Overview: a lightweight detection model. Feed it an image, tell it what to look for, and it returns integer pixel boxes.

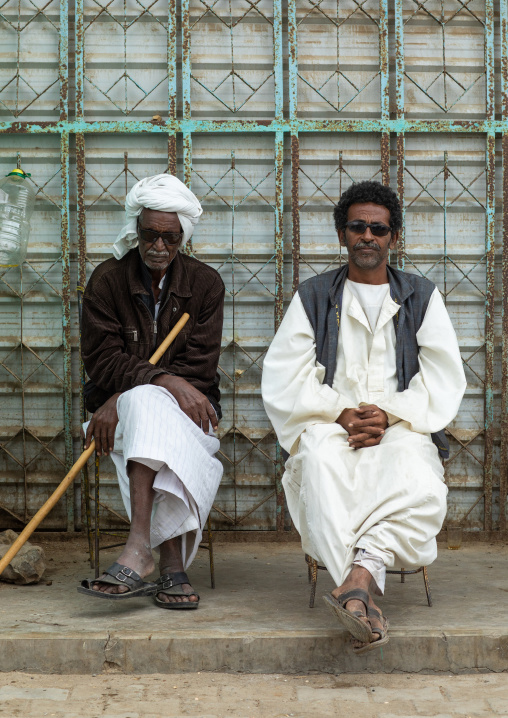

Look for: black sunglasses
[137,223,183,246]
[344,220,392,237]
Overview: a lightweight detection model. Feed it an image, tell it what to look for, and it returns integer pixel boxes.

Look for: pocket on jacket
[124,327,139,343]
[124,327,149,357]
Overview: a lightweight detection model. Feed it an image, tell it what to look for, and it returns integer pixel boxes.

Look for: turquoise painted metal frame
[0,1,504,534]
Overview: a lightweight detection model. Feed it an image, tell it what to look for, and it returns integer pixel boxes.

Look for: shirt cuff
[373,400,402,426]
[335,395,353,421]
[385,411,401,426]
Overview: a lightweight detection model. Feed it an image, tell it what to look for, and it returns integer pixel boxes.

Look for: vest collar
[328,264,415,309]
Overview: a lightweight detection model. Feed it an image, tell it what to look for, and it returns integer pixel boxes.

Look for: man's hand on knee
[337,405,388,450]
[151,375,218,433]
[85,392,121,456]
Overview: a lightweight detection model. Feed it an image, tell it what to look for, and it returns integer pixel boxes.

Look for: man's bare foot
[91,541,155,595]
[331,565,373,631]
[350,594,385,649]
[156,536,198,604]
[331,564,388,647]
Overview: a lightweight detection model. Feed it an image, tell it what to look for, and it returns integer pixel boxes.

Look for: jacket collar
[328,263,414,308]
[127,249,192,298]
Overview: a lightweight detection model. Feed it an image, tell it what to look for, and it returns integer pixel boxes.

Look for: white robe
[86,384,223,569]
[261,280,466,590]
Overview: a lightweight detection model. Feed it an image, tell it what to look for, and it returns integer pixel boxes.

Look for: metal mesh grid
[0,0,506,535]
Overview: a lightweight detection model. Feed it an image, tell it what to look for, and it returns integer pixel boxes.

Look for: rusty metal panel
[0,0,506,535]
[0,136,74,530]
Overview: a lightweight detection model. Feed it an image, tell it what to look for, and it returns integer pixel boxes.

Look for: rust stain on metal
[484,133,496,531]
[274,139,283,331]
[75,3,84,119]
[381,132,390,186]
[486,0,495,120]
[168,0,177,121]
[501,133,508,530]
[379,1,389,119]
[503,11,508,120]
[395,4,404,120]
[396,134,405,269]
[182,1,191,120]
[288,8,297,66]
[168,135,177,175]
[291,134,300,295]
[59,71,68,122]
[76,133,86,290]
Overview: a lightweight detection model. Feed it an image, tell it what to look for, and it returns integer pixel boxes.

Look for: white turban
[112,173,203,259]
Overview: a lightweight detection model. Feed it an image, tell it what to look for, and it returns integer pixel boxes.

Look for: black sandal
[77,562,158,600]
[153,571,200,610]
[323,589,373,643]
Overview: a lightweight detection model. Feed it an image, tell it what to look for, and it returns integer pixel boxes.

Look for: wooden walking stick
[0,313,190,577]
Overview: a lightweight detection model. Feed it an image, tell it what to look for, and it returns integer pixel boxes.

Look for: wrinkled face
[338,202,398,271]
[137,208,182,272]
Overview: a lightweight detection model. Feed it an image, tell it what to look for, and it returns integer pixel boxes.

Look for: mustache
[146,250,170,258]
[354,241,380,251]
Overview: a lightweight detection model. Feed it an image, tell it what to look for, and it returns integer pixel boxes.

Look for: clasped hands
[336,404,389,450]
[84,375,218,457]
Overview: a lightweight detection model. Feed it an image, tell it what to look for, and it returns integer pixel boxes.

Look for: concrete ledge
[1,539,507,674]
[1,630,508,674]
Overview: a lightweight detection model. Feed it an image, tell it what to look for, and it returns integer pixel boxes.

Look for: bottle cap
[6,169,31,178]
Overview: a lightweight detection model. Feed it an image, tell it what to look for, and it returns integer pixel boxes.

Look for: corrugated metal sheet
[0,0,506,536]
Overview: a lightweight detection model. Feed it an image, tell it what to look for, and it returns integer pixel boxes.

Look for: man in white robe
[78,174,224,609]
[262,180,466,651]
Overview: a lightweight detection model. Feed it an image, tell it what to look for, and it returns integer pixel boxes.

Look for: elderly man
[262,180,466,651]
[78,174,224,609]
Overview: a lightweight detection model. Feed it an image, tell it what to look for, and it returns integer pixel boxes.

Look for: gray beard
[349,248,387,270]
[144,252,170,271]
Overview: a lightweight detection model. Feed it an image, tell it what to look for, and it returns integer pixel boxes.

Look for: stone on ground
[0,529,46,584]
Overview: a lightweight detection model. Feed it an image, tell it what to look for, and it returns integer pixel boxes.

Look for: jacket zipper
[135,295,180,353]
[135,297,158,352]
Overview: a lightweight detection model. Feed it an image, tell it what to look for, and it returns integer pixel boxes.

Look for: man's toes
[158,593,176,603]
[91,581,128,594]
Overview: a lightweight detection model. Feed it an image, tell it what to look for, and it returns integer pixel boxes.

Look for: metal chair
[77,284,216,587]
[304,553,432,608]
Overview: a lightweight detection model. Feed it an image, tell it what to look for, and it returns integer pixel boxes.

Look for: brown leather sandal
[78,563,157,600]
[323,589,373,643]
[352,607,389,654]
[153,571,200,610]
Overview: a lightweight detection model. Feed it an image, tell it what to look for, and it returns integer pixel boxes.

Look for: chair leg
[309,557,318,609]
[207,516,215,589]
[422,566,432,607]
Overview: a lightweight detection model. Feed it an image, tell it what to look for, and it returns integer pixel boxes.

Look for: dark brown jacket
[81,249,224,415]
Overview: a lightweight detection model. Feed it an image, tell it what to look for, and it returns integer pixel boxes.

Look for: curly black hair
[333,180,402,233]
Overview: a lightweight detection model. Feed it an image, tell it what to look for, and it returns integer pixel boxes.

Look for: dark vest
[297,264,449,459]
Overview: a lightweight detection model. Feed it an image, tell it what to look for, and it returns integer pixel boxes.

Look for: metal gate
[0,1,505,536]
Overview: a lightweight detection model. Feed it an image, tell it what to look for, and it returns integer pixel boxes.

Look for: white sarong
[108,384,222,569]
[283,420,448,589]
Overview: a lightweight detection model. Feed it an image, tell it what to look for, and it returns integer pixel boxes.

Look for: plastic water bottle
[0,169,36,267]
